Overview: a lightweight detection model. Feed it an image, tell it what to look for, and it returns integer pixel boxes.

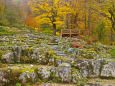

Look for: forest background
[0,0,115,45]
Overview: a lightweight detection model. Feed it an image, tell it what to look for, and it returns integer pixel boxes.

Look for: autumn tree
[93,0,115,45]
[0,0,5,21]
[29,0,71,35]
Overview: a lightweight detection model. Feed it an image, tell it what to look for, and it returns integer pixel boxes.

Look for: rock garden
[0,26,115,86]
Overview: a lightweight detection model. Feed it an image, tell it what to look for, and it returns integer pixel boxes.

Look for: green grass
[110,49,115,58]
[0,27,7,32]
[42,28,53,35]
[0,27,15,35]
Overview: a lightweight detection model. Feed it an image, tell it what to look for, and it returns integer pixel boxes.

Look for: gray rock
[43,84,50,86]
[77,59,102,78]
[101,61,115,78]
[31,48,40,60]
[13,46,22,62]
[56,63,71,82]
[32,48,49,64]
[86,83,102,86]
[37,66,55,80]
[0,71,9,85]
[19,71,36,83]
[71,69,85,84]
[2,50,14,63]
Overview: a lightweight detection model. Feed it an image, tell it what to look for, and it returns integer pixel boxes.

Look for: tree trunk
[110,22,114,45]
[88,7,91,39]
[84,0,87,36]
[110,27,113,45]
[53,23,56,36]
[0,0,5,19]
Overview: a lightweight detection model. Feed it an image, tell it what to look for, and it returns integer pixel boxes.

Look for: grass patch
[0,27,15,35]
[110,48,115,58]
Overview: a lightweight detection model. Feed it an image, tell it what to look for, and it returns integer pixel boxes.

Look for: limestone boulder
[37,66,55,80]
[19,71,36,83]
[0,70,9,86]
[71,68,86,84]
[56,63,71,82]
[13,46,22,62]
[76,59,102,78]
[2,50,14,63]
[101,61,115,78]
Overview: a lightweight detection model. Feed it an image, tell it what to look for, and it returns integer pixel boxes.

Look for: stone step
[57,54,67,56]
[48,43,58,45]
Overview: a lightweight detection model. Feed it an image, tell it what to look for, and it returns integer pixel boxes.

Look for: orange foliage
[25,17,38,28]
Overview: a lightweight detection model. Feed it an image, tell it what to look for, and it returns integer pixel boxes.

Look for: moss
[7,65,37,85]
[0,50,7,60]
[21,56,33,64]
[71,68,88,85]
[82,55,94,59]
[11,67,35,73]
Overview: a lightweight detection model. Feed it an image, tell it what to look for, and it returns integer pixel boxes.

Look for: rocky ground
[0,26,115,86]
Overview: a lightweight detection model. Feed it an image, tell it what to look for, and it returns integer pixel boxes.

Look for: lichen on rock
[19,71,36,83]
[2,50,14,63]
[0,70,9,85]
[76,59,102,78]
[37,66,55,81]
[71,68,87,84]
[101,61,115,78]
[55,63,71,82]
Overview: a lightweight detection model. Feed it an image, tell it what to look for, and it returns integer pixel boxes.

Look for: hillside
[0,26,115,86]
[0,0,115,86]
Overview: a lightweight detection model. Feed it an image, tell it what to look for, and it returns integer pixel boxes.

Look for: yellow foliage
[29,0,71,30]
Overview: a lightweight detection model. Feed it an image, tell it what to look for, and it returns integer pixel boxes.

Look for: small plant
[16,83,21,86]
[43,79,47,83]
[36,78,42,83]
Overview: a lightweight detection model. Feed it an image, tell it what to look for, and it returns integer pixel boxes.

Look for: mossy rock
[4,64,39,85]
[71,68,87,85]
[0,50,7,60]
[21,56,34,64]
[82,55,94,59]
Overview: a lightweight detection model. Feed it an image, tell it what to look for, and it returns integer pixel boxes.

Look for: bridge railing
[61,29,79,37]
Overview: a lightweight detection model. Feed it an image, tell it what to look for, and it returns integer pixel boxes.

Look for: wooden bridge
[61,29,79,38]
